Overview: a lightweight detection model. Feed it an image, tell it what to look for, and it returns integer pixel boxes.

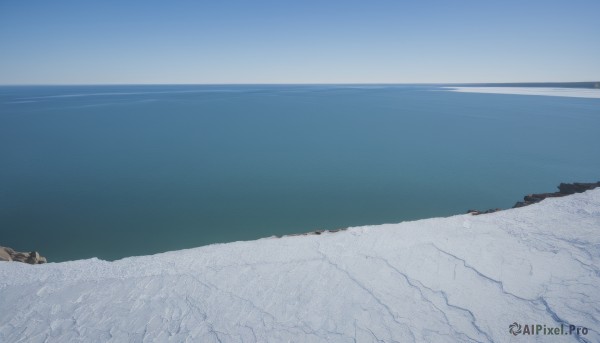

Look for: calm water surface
[1,85,599,261]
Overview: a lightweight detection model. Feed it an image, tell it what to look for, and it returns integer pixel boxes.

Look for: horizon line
[1,81,599,87]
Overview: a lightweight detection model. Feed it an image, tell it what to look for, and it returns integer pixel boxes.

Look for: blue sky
[1,0,599,84]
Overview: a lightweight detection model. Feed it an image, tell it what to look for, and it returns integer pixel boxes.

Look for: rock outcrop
[513,182,600,208]
[283,228,346,238]
[466,208,502,215]
[0,246,46,264]
[469,181,600,215]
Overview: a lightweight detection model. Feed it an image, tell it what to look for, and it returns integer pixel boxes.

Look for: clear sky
[1,0,599,84]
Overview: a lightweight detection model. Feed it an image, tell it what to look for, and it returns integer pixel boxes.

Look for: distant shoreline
[445,86,600,98]
[1,81,599,88]
[445,81,600,89]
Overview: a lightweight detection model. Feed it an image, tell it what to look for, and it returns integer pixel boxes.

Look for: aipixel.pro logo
[509,322,589,336]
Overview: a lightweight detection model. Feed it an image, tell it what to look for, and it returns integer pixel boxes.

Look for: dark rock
[558,182,600,195]
[471,181,600,214]
[523,193,563,202]
[468,208,502,215]
[512,182,600,209]
[282,228,346,238]
[513,201,527,208]
[26,251,44,264]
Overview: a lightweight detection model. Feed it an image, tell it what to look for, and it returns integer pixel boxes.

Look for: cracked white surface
[1,190,599,342]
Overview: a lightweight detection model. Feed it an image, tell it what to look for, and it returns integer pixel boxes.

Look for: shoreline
[2,185,598,341]
[445,86,600,98]
[3,181,599,264]
[467,181,600,215]
[281,181,600,237]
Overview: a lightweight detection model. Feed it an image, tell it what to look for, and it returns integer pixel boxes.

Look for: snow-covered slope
[1,190,599,342]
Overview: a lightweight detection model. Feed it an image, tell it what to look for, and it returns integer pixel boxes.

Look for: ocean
[1,84,599,261]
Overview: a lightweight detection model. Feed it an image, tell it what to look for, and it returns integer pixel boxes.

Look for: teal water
[1,85,599,262]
